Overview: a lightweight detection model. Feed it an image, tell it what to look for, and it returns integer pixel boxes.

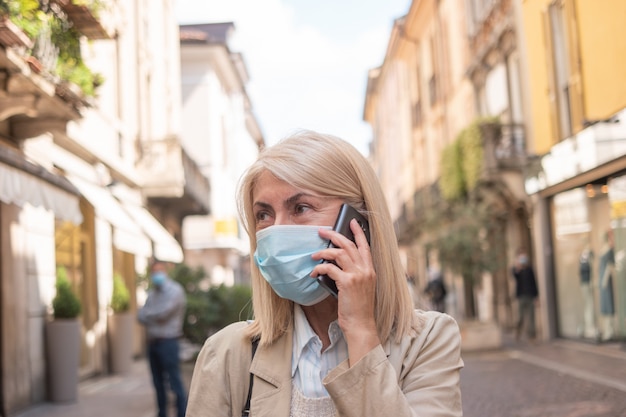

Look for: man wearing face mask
[138,260,187,417]
[511,249,539,342]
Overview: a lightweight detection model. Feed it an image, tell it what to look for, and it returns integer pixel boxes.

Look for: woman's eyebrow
[253,201,273,211]
[284,192,323,208]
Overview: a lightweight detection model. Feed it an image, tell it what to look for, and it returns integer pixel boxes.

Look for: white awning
[0,163,83,224]
[121,203,184,263]
[66,175,151,257]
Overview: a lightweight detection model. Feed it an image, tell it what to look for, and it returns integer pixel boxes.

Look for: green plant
[111,273,131,313]
[169,263,253,345]
[460,121,484,191]
[439,140,464,200]
[1,0,104,97]
[52,266,82,319]
[439,117,498,201]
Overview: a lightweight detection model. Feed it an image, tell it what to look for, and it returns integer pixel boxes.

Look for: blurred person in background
[511,249,539,342]
[424,265,447,313]
[138,260,187,417]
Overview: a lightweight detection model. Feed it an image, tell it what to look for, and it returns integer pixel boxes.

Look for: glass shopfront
[551,178,626,341]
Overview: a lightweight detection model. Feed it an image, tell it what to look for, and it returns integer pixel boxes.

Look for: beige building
[179,23,264,287]
[364,0,532,337]
[0,1,207,413]
[364,0,476,316]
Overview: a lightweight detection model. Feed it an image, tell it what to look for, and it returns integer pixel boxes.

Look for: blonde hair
[237,130,415,345]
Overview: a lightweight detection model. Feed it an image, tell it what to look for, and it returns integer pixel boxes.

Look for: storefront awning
[66,175,152,257]
[121,203,184,263]
[0,163,83,224]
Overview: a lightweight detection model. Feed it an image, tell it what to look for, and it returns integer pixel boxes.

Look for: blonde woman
[186,130,463,417]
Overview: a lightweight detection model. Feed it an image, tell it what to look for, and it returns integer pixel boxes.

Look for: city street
[13,335,626,417]
[461,339,626,417]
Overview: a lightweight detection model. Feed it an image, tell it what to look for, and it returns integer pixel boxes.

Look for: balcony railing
[395,122,527,242]
[481,122,527,172]
[139,138,211,219]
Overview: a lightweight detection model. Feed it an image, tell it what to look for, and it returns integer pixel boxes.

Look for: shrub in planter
[52,266,81,319]
[111,273,130,313]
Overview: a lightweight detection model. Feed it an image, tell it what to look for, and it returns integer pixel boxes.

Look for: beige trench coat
[186,309,463,417]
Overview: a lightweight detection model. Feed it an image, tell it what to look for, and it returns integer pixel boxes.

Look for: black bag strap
[242,337,259,417]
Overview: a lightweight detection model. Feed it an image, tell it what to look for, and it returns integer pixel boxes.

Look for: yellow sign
[214,217,238,237]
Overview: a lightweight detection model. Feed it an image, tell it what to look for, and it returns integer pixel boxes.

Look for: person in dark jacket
[511,250,539,341]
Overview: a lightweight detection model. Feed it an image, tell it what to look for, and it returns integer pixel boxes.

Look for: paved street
[13,336,626,417]
[462,338,626,417]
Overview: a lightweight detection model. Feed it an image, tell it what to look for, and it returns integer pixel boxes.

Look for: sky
[175,0,412,155]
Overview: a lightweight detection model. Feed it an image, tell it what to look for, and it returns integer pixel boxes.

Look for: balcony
[0,0,111,142]
[138,137,211,220]
[480,122,527,173]
[395,182,441,243]
[0,45,85,140]
[50,0,114,40]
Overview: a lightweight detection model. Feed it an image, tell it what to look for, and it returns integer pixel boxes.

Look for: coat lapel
[249,325,293,416]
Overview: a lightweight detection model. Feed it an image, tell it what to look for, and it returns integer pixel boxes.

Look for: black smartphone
[317,204,371,298]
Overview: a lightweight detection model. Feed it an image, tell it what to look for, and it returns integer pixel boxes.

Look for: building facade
[364,0,536,339]
[365,0,476,315]
[522,0,626,342]
[366,0,626,345]
[179,23,264,288]
[0,1,206,413]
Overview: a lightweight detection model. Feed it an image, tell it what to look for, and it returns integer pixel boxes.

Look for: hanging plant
[439,139,465,200]
[439,117,500,201]
[460,122,484,192]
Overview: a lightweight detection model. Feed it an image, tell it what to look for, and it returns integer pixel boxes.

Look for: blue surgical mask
[151,271,167,287]
[254,225,332,306]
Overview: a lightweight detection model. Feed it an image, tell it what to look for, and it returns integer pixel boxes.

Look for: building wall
[522,0,626,154]
[1,203,56,413]
[575,1,626,121]
[365,0,474,291]
[1,1,190,413]
[180,27,262,285]
[521,0,626,341]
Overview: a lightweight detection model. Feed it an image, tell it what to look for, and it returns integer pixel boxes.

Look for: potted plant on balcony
[108,272,134,374]
[46,266,82,403]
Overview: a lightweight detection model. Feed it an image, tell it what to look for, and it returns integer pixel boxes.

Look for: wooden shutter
[542,6,560,144]
[563,0,585,132]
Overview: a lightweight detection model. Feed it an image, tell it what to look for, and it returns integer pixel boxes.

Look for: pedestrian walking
[138,260,188,417]
[424,265,447,313]
[511,249,538,341]
[186,130,463,416]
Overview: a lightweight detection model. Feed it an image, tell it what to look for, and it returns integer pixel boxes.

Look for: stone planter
[459,320,502,352]
[46,319,81,403]
[108,312,134,374]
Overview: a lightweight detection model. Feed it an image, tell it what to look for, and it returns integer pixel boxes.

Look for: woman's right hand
[312,219,380,365]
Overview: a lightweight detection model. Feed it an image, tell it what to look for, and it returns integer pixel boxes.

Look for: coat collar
[248,323,293,416]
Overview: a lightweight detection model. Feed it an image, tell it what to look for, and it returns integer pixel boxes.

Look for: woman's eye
[255,210,271,222]
[293,204,310,215]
